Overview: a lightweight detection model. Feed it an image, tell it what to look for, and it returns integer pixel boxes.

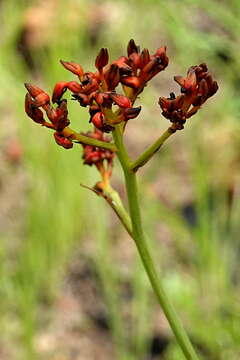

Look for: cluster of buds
[159,63,218,130]
[24,39,218,186]
[118,39,169,98]
[81,129,115,190]
[81,129,114,167]
[25,83,73,149]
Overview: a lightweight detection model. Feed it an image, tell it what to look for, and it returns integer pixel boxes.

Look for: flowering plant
[24,39,218,359]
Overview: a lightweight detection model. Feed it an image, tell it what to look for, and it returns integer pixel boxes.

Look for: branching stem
[62,126,117,151]
[130,127,174,172]
[112,124,200,360]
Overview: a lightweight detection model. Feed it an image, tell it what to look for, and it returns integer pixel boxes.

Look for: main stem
[113,125,199,360]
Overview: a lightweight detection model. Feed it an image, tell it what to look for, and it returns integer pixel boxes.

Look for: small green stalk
[104,184,133,237]
[130,128,173,172]
[62,126,117,151]
[112,125,199,360]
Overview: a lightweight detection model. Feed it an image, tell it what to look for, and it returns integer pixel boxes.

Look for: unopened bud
[54,132,73,149]
[121,76,141,89]
[105,64,120,90]
[127,39,139,56]
[25,93,45,124]
[95,48,109,70]
[124,106,141,120]
[110,93,131,108]
[67,81,82,93]
[60,60,84,77]
[91,112,105,130]
[52,81,68,103]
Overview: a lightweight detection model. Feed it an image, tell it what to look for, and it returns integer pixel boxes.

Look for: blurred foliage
[0,0,240,359]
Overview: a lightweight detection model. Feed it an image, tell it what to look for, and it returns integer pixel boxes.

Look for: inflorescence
[24,39,218,183]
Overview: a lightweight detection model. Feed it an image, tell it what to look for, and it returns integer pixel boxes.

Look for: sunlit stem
[112,124,200,360]
[130,127,174,172]
[62,126,117,151]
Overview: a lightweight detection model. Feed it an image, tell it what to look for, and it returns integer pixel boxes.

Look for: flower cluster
[159,63,218,130]
[24,40,218,184]
[82,129,114,166]
[25,83,73,149]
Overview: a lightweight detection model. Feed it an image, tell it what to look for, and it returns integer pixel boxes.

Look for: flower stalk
[130,127,174,172]
[24,39,218,359]
[113,125,199,360]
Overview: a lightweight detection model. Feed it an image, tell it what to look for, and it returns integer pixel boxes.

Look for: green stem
[112,125,199,360]
[81,182,132,237]
[62,126,117,151]
[130,128,173,172]
[104,185,133,237]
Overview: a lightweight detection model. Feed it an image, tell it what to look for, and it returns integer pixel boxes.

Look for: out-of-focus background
[0,0,240,359]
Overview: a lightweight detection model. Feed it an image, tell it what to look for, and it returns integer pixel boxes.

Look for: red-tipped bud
[60,60,84,77]
[140,48,150,68]
[158,97,172,111]
[105,64,120,90]
[91,112,105,131]
[110,93,131,108]
[72,93,90,107]
[52,81,68,103]
[124,106,141,120]
[25,83,50,107]
[34,92,50,107]
[129,53,141,69]
[154,46,167,58]
[54,132,73,149]
[120,76,141,89]
[25,93,44,124]
[127,39,139,56]
[208,80,219,97]
[196,78,208,103]
[113,56,132,76]
[174,71,197,92]
[24,83,45,98]
[95,48,109,70]
[67,81,82,93]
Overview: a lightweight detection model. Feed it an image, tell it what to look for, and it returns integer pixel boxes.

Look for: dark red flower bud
[25,93,45,124]
[129,52,142,70]
[34,92,50,107]
[142,58,159,75]
[91,112,105,130]
[127,39,139,56]
[140,48,150,69]
[208,80,219,97]
[90,112,113,132]
[80,73,100,94]
[67,81,82,93]
[72,93,90,107]
[24,83,45,98]
[110,93,131,108]
[55,100,70,131]
[105,64,120,90]
[89,104,101,117]
[113,57,132,76]
[52,81,68,103]
[120,76,141,89]
[174,71,197,92]
[92,92,105,106]
[60,60,84,77]
[95,48,109,70]
[124,106,141,120]
[54,132,73,149]
[25,83,50,107]
[154,46,167,58]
